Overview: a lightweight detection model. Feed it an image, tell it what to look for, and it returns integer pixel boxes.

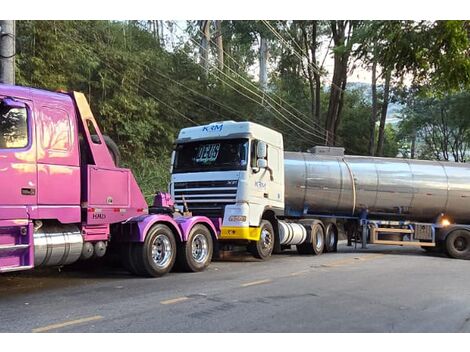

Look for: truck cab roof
[176,120,283,147]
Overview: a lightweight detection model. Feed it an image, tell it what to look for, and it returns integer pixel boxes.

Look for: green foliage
[398,90,470,161]
[12,19,470,200]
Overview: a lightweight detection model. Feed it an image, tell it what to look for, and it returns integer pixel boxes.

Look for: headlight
[229,215,247,222]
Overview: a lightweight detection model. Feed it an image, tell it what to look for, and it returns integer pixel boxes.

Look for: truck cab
[1,84,217,276]
[170,121,285,258]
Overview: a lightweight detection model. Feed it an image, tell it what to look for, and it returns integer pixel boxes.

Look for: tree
[398,91,470,162]
[325,20,356,146]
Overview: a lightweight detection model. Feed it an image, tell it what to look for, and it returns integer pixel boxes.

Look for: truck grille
[173,180,238,217]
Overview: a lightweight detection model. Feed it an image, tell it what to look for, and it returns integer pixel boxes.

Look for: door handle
[21,188,36,196]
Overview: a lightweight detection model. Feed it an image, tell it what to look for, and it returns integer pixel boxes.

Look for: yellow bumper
[219,226,261,241]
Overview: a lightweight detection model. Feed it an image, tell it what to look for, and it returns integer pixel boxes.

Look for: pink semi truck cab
[0,84,217,277]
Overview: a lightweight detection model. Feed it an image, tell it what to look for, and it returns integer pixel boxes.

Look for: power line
[191,21,331,139]
[170,22,325,144]
[262,20,344,95]
[61,31,198,126]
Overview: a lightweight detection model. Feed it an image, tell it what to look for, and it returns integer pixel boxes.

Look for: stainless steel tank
[284,149,470,222]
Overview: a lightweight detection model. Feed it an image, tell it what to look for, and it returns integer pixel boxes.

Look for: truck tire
[91,134,121,166]
[249,220,274,260]
[176,224,213,272]
[296,222,325,255]
[120,243,139,275]
[324,223,338,253]
[131,224,177,277]
[445,229,470,260]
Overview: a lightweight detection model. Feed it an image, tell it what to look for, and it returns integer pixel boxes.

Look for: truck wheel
[176,224,213,272]
[324,223,338,253]
[131,224,177,277]
[445,229,470,260]
[311,223,325,255]
[91,134,121,166]
[297,222,325,255]
[120,243,139,275]
[249,220,274,260]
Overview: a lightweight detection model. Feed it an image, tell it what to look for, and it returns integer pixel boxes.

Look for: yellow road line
[160,296,189,305]
[32,315,103,333]
[241,279,272,287]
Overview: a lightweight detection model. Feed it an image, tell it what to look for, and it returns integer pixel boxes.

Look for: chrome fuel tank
[284,151,470,222]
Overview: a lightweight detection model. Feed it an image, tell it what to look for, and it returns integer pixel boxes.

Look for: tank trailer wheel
[445,229,470,260]
[176,224,213,272]
[249,220,275,260]
[296,222,325,255]
[124,224,177,277]
[324,223,338,253]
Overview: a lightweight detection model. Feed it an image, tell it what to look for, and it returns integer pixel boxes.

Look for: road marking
[290,270,309,276]
[32,315,103,333]
[241,279,272,287]
[160,296,189,305]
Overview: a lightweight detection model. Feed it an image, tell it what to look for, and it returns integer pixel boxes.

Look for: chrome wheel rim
[192,233,209,263]
[261,228,272,251]
[328,228,335,247]
[315,228,323,250]
[151,234,172,268]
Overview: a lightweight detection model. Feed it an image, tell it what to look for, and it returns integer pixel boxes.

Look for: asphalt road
[0,244,469,333]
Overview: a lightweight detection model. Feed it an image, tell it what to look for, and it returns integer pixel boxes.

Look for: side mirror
[256,141,267,159]
[1,98,26,109]
[257,159,267,169]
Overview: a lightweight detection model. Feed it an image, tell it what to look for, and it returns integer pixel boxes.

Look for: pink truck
[0,84,218,277]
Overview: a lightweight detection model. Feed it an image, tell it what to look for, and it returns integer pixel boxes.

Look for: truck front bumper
[219,226,261,241]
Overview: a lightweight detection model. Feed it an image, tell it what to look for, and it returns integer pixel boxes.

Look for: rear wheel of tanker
[249,220,274,260]
[311,223,325,255]
[445,229,470,260]
[296,222,325,255]
[131,224,177,277]
[177,224,213,272]
[324,223,338,253]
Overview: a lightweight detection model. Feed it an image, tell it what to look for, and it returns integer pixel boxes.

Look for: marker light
[441,218,451,227]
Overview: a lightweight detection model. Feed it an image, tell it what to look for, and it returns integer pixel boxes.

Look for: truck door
[36,103,81,223]
[0,98,37,219]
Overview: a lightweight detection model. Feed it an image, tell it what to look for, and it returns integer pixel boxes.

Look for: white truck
[170,120,470,260]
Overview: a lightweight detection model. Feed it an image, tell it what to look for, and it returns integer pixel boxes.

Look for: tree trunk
[215,20,224,71]
[368,60,378,155]
[376,70,392,156]
[259,35,268,91]
[325,20,351,146]
[199,20,210,76]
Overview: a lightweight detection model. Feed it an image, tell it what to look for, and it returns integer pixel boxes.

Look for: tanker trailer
[171,121,470,260]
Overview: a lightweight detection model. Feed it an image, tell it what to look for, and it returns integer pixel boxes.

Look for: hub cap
[261,228,273,250]
[454,236,468,252]
[315,228,323,249]
[151,234,172,268]
[328,229,335,247]
[192,233,209,263]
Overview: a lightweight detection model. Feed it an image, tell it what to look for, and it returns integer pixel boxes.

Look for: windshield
[173,138,249,173]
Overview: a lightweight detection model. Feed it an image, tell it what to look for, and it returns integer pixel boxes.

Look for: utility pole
[0,20,16,85]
